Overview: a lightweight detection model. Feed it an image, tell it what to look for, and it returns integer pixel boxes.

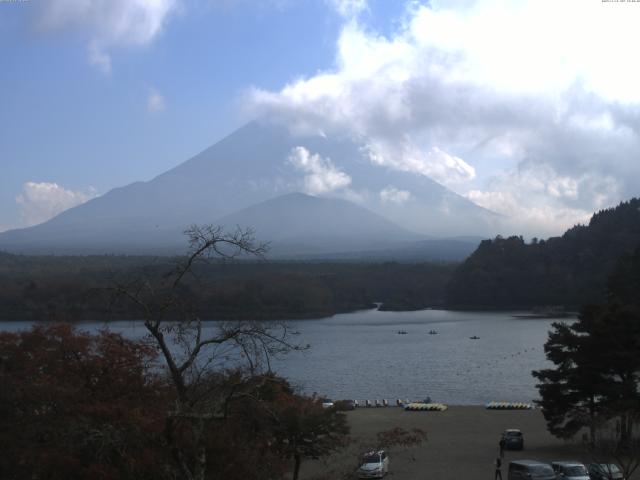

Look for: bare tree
[111,225,301,480]
[584,412,640,480]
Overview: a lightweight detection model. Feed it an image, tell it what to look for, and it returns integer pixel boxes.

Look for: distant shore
[0,304,579,323]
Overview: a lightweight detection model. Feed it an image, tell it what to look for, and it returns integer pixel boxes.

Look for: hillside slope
[217,192,422,255]
[446,198,640,308]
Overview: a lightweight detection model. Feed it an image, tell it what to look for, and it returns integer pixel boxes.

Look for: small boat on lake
[469,335,480,340]
[397,330,408,335]
[428,330,438,335]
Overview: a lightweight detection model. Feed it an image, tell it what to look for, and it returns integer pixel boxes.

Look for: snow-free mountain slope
[217,192,423,255]
[0,121,501,254]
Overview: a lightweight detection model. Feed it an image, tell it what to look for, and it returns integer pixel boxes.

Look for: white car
[320,398,334,409]
[358,450,389,478]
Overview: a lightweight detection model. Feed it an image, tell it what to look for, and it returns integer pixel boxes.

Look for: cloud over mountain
[16,182,97,227]
[248,0,640,237]
[288,146,351,195]
[380,186,411,205]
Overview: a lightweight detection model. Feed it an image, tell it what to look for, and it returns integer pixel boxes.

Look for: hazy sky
[1,0,639,236]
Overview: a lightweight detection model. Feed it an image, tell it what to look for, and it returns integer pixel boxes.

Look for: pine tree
[533,247,640,477]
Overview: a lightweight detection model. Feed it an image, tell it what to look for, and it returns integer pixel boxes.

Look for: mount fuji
[0,121,501,256]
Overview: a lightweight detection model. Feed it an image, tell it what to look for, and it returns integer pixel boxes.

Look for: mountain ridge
[0,120,502,255]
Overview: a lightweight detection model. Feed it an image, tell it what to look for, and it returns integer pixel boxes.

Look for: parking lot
[299,406,622,479]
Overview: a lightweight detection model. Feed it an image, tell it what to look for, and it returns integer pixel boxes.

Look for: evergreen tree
[532,309,610,441]
[533,248,640,452]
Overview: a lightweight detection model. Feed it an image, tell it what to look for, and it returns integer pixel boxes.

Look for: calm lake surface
[273,309,563,405]
[1,308,570,405]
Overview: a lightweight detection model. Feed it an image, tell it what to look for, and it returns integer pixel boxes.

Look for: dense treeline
[0,253,455,321]
[446,198,640,309]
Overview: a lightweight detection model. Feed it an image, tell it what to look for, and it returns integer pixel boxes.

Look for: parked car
[357,450,389,479]
[588,463,625,480]
[508,460,556,480]
[334,399,356,410]
[551,461,590,480]
[501,429,524,450]
[320,398,334,409]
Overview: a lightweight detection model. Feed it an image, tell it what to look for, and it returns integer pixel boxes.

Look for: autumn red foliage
[0,324,168,480]
[0,325,351,480]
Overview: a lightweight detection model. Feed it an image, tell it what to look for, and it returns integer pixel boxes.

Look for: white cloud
[365,142,475,187]
[35,0,178,72]
[0,223,15,234]
[327,0,368,17]
[464,163,620,236]
[87,41,111,74]
[16,182,97,227]
[465,189,591,237]
[147,87,166,113]
[420,0,640,103]
[380,186,411,205]
[288,146,351,195]
[248,0,640,234]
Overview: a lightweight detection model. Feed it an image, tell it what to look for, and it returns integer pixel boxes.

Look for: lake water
[0,308,569,405]
[273,309,562,405]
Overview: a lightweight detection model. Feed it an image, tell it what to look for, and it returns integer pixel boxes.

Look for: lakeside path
[301,406,605,479]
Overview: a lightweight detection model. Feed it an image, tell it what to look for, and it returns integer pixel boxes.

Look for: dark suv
[508,460,555,480]
[588,463,625,480]
[501,429,524,450]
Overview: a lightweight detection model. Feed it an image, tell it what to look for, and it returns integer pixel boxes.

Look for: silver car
[357,450,389,479]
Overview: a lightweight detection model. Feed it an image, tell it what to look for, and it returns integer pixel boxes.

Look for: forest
[2,198,639,321]
[446,198,640,309]
[0,252,455,321]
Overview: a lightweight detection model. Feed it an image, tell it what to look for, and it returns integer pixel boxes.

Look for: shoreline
[0,304,579,323]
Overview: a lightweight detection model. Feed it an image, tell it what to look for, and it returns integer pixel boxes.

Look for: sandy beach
[300,406,616,479]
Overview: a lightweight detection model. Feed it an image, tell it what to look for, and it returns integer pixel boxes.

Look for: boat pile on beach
[485,401,533,410]
[349,399,449,411]
[346,400,534,411]
[403,402,448,411]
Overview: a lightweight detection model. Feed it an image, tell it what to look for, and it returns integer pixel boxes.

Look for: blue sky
[2,0,640,235]
[0,0,399,230]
